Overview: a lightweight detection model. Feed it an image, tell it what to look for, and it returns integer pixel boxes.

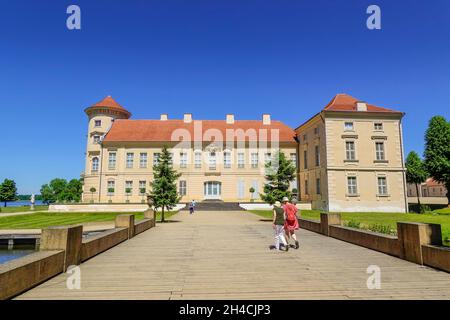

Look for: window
[303,134,307,142]
[303,150,308,169]
[94,120,101,127]
[126,153,134,168]
[237,152,245,168]
[314,127,319,135]
[316,178,321,195]
[264,152,271,164]
[237,180,245,199]
[93,135,100,144]
[345,141,356,160]
[153,153,160,166]
[251,152,258,168]
[179,180,187,196]
[139,153,147,168]
[375,142,385,161]
[345,122,354,131]
[315,145,320,166]
[108,152,116,169]
[194,152,202,168]
[374,122,384,131]
[347,177,358,195]
[125,181,133,194]
[139,181,146,195]
[107,180,115,194]
[209,152,216,170]
[92,157,99,172]
[224,151,231,168]
[168,153,174,165]
[378,177,388,195]
[180,152,187,168]
[305,180,309,195]
[290,153,297,167]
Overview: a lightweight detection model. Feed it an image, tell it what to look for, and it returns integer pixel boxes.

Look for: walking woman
[282,197,300,249]
[272,201,289,252]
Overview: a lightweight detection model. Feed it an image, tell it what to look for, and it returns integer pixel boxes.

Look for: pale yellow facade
[82,107,297,203]
[296,110,408,213]
[82,95,408,212]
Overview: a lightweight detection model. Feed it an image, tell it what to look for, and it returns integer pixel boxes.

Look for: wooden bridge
[17,211,450,299]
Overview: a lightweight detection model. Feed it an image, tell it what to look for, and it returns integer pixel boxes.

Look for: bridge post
[397,222,442,264]
[40,225,83,271]
[144,209,156,227]
[320,213,341,236]
[115,214,135,239]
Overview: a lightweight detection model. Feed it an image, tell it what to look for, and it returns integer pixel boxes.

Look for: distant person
[272,201,289,252]
[282,196,300,249]
[189,200,196,214]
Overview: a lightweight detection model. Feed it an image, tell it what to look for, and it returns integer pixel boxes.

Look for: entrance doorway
[203,181,222,200]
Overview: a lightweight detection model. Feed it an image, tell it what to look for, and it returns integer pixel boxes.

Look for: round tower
[84,96,131,144]
[83,96,131,202]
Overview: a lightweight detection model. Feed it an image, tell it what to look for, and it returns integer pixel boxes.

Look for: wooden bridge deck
[17,211,450,300]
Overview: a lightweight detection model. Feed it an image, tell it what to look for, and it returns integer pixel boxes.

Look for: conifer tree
[149,146,181,222]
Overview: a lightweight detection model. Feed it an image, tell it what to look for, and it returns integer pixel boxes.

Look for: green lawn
[248,209,450,245]
[0,211,177,229]
[0,205,49,213]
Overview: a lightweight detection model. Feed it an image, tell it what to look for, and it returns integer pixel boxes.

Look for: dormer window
[344,122,354,131]
[94,120,101,127]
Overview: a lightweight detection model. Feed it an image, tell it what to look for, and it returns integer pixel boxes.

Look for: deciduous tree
[424,116,450,206]
[405,151,428,210]
[0,179,18,207]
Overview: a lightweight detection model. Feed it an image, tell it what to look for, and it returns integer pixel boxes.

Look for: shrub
[345,220,361,229]
[368,224,397,236]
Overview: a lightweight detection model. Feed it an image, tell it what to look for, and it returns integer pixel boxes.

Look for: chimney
[226,114,235,124]
[183,113,192,123]
[356,101,367,112]
[262,114,271,125]
[160,114,168,121]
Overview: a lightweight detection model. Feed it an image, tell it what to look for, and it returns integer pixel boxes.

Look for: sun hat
[273,201,282,208]
[282,196,289,202]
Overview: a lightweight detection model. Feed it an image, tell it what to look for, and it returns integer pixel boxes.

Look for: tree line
[406,115,450,210]
[0,177,83,207]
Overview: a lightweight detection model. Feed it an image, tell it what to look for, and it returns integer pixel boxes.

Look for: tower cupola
[84,96,131,119]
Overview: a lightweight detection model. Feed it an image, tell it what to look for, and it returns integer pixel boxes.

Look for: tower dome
[84,96,131,119]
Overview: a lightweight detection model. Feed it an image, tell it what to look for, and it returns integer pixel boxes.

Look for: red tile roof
[323,94,402,114]
[425,178,445,188]
[85,96,131,118]
[103,119,296,143]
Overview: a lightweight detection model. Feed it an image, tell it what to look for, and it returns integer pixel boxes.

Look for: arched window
[92,157,99,172]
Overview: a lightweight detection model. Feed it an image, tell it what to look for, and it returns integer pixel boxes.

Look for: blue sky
[1,0,449,194]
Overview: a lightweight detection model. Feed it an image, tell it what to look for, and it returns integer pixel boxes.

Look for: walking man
[272,201,289,252]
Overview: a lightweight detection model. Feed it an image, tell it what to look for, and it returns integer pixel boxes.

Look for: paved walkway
[17,211,450,300]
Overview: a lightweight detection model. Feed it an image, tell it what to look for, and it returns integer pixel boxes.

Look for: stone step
[181,201,244,211]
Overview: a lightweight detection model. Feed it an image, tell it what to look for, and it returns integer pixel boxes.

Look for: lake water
[0,249,35,264]
[2,200,45,207]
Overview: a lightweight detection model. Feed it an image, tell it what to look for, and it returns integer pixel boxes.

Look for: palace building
[82,94,408,213]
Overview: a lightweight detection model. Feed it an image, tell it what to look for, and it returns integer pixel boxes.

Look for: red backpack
[284,203,297,221]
